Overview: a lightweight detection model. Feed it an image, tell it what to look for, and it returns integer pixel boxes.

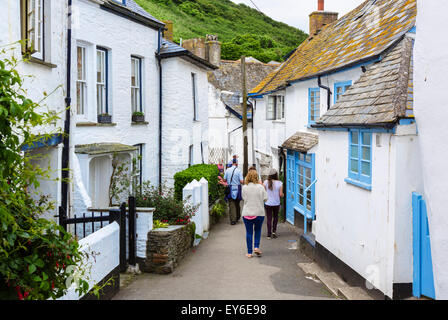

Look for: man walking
[224,158,244,225]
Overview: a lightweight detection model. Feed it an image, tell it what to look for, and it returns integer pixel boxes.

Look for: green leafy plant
[136,182,199,225]
[0,46,90,300]
[109,155,141,206]
[153,220,170,229]
[132,111,144,116]
[210,202,225,218]
[174,164,223,203]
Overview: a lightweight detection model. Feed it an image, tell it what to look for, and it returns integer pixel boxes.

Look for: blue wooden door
[286,151,295,225]
[413,193,436,299]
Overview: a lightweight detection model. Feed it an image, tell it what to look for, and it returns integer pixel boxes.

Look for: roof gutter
[311,122,396,130]
[60,0,72,224]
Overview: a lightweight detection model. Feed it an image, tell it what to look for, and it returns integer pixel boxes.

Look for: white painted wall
[161,57,209,187]
[414,0,448,299]
[57,222,120,300]
[1,0,68,217]
[315,125,422,298]
[71,0,160,213]
[208,84,254,166]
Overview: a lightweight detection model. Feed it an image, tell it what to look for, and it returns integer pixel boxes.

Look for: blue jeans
[243,217,265,255]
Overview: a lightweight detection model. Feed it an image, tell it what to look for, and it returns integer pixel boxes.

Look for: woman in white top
[242,169,268,258]
[263,169,284,239]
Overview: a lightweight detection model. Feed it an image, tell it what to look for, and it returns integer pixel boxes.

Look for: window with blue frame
[308,88,320,124]
[334,81,352,103]
[347,129,372,189]
[295,152,315,218]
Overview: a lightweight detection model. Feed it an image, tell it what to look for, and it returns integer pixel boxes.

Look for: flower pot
[132,114,145,123]
[97,114,112,124]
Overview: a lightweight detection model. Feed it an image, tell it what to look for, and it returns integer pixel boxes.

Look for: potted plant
[132,111,145,123]
[97,113,112,124]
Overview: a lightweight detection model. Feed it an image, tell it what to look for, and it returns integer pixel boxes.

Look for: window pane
[362,132,371,145]
[362,147,371,161]
[361,161,371,176]
[305,154,312,163]
[351,160,359,173]
[305,168,311,179]
[351,131,359,144]
[351,146,359,159]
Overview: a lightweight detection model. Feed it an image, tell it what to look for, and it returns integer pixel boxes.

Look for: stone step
[338,286,374,300]
[315,272,348,298]
[297,262,325,276]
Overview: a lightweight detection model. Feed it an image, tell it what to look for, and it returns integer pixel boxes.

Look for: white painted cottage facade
[0,0,69,221]
[250,0,422,299]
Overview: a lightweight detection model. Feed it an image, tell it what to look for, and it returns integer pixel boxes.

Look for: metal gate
[58,196,137,272]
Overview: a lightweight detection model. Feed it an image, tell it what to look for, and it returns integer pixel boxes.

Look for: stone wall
[141,224,194,274]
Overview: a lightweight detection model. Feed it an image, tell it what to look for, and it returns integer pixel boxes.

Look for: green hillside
[135,0,308,63]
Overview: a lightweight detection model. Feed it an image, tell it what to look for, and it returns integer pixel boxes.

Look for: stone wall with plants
[140,223,195,274]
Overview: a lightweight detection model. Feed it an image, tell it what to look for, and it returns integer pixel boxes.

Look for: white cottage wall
[315,130,396,297]
[1,0,68,217]
[414,0,448,299]
[162,58,209,186]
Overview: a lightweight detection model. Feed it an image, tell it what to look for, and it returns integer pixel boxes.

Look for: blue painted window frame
[346,129,372,190]
[308,88,320,125]
[334,80,352,104]
[293,152,316,220]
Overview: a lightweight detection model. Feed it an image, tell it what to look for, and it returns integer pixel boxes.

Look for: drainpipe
[60,0,72,224]
[318,75,332,111]
[157,28,163,187]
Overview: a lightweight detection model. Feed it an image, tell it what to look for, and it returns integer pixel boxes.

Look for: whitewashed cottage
[0,0,69,221]
[71,0,215,213]
[250,0,422,299]
[413,0,448,300]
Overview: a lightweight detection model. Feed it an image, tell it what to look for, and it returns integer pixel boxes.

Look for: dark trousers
[243,217,265,255]
[229,199,241,223]
[265,205,280,237]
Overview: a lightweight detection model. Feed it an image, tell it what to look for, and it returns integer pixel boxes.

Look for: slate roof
[105,0,164,26]
[221,92,253,120]
[250,0,416,96]
[314,36,414,127]
[159,39,218,70]
[282,132,319,153]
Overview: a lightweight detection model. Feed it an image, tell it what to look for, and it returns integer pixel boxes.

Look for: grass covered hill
[135,0,308,63]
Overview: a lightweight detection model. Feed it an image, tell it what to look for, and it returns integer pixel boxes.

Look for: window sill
[344,178,372,191]
[272,119,285,123]
[27,57,57,69]
[294,206,314,220]
[131,121,149,125]
[76,122,117,127]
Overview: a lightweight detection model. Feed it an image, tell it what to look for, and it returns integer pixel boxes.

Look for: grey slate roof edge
[101,0,165,30]
[313,37,414,128]
[281,132,319,152]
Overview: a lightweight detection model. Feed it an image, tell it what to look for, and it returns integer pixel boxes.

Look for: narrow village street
[113,218,334,300]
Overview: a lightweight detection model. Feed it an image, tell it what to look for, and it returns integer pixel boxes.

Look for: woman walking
[242,169,267,258]
[264,169,284,239]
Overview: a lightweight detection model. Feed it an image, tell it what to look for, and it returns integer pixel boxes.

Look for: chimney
[163,20,173,42]
[205,34,221,66]
[309,0,338,36]
[182,38,207,60]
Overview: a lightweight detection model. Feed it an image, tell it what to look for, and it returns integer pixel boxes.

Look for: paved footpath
[113,217,334,300]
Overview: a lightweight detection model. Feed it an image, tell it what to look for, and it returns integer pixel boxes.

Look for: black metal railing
[58,197,137,272]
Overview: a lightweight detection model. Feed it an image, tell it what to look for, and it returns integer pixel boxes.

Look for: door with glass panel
[286,150,296,225]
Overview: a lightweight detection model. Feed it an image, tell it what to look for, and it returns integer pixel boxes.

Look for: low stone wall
[141,224,194,274]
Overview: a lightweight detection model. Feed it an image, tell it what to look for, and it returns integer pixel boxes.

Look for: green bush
[210,202,225,218]
[174,164,223,203]
[136,182,198,225]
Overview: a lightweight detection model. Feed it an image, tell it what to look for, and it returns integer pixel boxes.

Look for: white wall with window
[0,1,68,215]
[314,125,423,298]
[71,0,161,215]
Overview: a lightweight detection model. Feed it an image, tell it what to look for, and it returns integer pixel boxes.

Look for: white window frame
[267,95,284,120]
[76,45,87,116]
[131,57,142,113]
[96,48,108,115]
[24,0,44,60]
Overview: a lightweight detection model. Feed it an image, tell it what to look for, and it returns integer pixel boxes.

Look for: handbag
[225,167,236,197]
